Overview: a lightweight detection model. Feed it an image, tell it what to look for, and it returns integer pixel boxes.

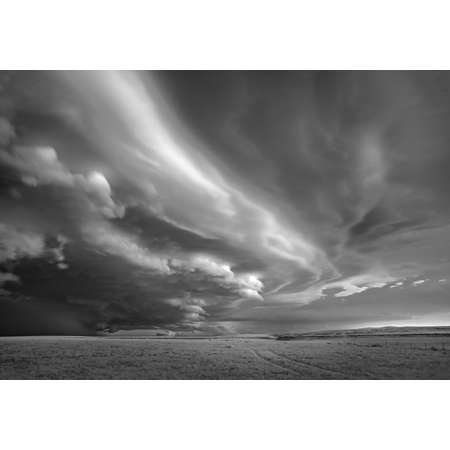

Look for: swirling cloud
[2,71,450,334]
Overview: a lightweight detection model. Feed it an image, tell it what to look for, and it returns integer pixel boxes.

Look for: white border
[1,380,449,450]
[1,0,450,69]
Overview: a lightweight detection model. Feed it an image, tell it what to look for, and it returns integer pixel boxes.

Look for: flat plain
[1,332,450,379]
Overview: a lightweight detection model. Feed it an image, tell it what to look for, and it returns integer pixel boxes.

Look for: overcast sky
[1,71,450,335]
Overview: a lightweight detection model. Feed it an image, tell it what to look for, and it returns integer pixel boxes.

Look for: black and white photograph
[2,70,450,379]
[2,3,450,449]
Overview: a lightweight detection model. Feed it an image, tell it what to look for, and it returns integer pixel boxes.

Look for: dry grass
[0,335,449,379]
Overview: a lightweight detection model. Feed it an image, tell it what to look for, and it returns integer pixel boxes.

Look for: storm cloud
[1,71,450,335]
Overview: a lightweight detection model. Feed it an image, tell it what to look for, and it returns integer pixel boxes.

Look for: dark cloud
[2,71,450,335]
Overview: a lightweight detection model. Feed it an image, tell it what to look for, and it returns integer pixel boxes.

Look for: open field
[1,333,450,379]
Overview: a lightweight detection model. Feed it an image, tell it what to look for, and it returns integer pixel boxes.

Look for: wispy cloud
[2,71,450,333]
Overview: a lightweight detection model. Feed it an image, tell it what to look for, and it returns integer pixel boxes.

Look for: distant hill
[275,326,450,340]
[99,325,450,340]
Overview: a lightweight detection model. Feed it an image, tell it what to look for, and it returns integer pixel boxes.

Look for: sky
[1,71,450,335]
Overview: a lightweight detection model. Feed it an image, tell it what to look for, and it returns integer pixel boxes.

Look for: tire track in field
[269,350,353,379]
[248,348,303,377]
[249,348,348,378]
[249,348,357,379]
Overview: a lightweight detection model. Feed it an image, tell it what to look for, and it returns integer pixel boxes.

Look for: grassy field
[1,334,450,379]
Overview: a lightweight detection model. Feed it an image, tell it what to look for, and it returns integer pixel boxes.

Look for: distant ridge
[275,326,450,340]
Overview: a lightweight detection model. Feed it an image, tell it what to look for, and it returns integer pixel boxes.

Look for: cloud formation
[0,223,44,263]
[2,71,450,334]
[0,144,124,219]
